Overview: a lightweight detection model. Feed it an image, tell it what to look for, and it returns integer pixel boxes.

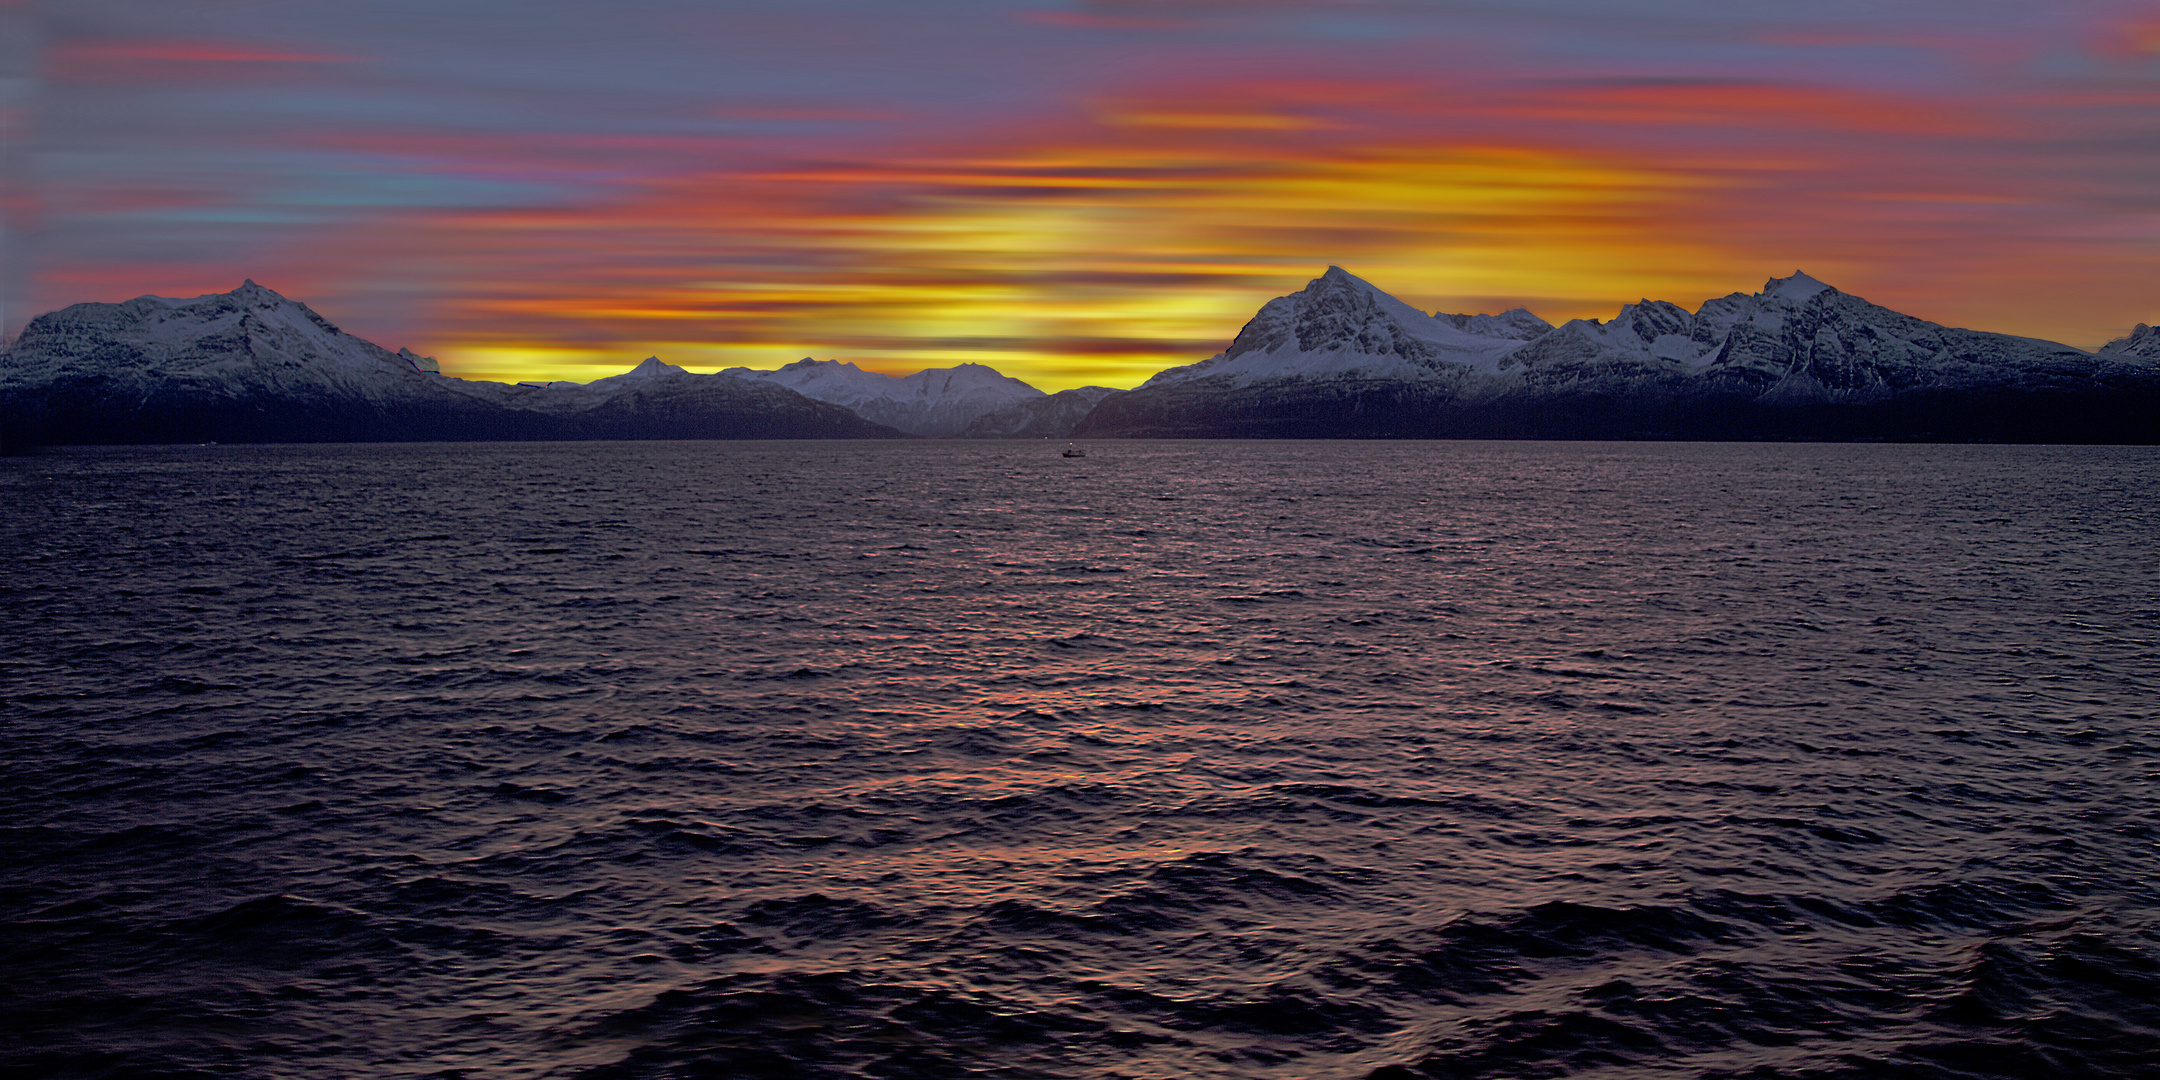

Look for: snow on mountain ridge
[607,356,688,381]
[2101,323,2160,359]
[0,281,906,442]
[1763,270,1832,304]
[1488,268,2116,403]
[14,272,2150,447]
[1141,266,1537,389]
[1072,264,2159,439]
[724,356,1044,436]
[0,278,443,405]
[1437,308,1553,341]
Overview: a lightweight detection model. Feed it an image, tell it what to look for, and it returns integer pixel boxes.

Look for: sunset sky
[6,0,2159,389]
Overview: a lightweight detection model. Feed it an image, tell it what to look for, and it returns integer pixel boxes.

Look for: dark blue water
[3,440,2156,1079]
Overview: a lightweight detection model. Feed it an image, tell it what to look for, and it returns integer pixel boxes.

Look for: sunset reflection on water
[3,440,2156,1078]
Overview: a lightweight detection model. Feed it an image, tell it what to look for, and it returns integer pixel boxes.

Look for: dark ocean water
[2,439,2157,1080]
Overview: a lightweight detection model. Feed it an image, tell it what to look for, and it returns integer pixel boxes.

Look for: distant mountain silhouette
[962,386,1123,438]
[723,357,1043,437]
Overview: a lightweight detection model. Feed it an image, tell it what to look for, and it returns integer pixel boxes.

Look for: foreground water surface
[2,440,2156,1079]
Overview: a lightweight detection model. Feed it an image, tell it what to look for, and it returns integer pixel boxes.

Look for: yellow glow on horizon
[406,71,2127,389]
[445,345,655,384]
[423,135,1769,390]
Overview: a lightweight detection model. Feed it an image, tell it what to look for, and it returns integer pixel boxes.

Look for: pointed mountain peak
[779,357,866,373]
[1763,271,1833,304]
[1295,266,1435,323]
[625,356,685,378]
[230,279,286,300]
[207,279,294,311]
[200,277,344,332]
[2099,322,2160,359]
[1312,265,1385,294]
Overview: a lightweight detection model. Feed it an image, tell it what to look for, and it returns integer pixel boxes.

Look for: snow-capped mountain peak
[1307,265,1446,330]
[722,356,1044,436]
[1075,266,2155,440]
[565,356,691,397]
[0,285,906,443]
[1139,266,1539,389]
[2100,323,2160,359]
[1763,271,1833,305]
[623,356,685,379]
[0,280,419,396]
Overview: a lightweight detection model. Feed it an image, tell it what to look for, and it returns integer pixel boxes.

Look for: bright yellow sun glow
[400,77,2146,389]
[426,140,1754,389]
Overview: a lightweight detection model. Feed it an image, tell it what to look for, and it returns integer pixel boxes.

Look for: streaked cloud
[11,0,2160,385]
[48,39,364,75]
[386,103,1739,386]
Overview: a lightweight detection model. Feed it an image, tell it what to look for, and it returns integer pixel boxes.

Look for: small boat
[1062,443,1086,458]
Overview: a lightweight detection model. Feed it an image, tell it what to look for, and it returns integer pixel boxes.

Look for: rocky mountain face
[0,283,903,445]
[1437,308,1554,340]
[1072,268,2160,442]
[723,358,1043,437]
[961,386,1122,438]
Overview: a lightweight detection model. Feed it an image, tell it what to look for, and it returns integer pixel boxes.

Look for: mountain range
[1073,267,2160,441]
[722,358,1043,437]
[4,270,2156,446]
[0,283,900,445]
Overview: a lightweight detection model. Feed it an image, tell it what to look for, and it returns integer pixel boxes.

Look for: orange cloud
[174,70,2153,388]
[387,109,1746,386]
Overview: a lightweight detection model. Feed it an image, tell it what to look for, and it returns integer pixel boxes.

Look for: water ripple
[2,440,2156,1079]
